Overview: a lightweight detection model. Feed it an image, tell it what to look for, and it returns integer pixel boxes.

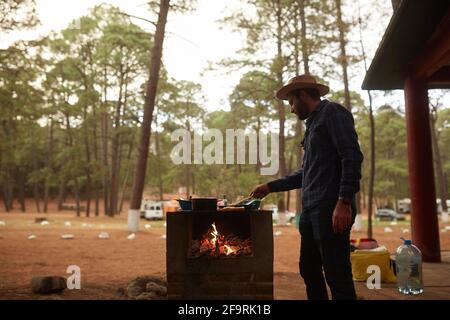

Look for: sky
[1,0,447,112]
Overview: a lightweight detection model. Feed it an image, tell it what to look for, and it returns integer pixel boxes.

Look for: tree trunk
[286,151,294,212]
[357,7,375,238]
[335,0,352,112]
[18,170,26,212]
[34,183,41,213]
[119,142,134,214]
[57,177,66,211]
[92,104,100,217]
[275,2,287,214]
[102,60,110,216]
[129,0,171,229]
[33,161,40,213]
[298,0,310,75]
[44,118,54,213]
[2,187,10,212]
[109,66,125,217]
[430,110,448,212]
[154,114,164,201]
[74,178,81,217]
[83,102,92,217]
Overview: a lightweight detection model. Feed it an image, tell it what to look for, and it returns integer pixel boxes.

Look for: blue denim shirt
[268,99,363,211]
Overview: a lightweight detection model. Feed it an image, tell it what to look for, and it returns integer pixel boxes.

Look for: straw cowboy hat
[276,75,330,100]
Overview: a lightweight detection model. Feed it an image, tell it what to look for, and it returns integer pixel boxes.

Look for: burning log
[189,222,252,258]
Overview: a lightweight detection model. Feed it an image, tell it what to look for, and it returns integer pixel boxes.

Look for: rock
[64,221,72,227]
[98,232,110,239]
[145,282,167,296]
[35,218,47,224]
[384,227,393,233]
[126,276,166,298]
[61,234,74,240]
[402,228,409,233]
[127,233,136,240]
[136,292,158,300]
[31,276,67,294]
[390,221,398,226]
[0,220,5,227]
[161,234,166,239]
[28,235,37,240]
[144,224,151,229]
[40,220,50,226]
[274,231,283,236]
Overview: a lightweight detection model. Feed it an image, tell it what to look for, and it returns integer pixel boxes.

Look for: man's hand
[332,199,352,233]
[250,183,270,199]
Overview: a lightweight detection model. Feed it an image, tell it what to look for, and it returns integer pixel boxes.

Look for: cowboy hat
[276,75,329,100]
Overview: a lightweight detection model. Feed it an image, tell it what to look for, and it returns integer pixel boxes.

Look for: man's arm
[267,167,303,192]
[326,104,364,200]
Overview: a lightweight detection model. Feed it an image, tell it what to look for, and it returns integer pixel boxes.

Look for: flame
[190,222,251,258]
[210,222,220,246]
[224,245,236,255]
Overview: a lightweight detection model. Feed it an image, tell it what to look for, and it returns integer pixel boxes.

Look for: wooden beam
[428,66,450,86]
[404,75,441,262]
[409,8,450,78]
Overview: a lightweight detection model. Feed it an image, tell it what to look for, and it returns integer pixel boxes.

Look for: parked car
[375,209,406,221]
[140,200,164,220]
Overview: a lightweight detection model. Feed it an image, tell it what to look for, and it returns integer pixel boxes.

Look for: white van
[140,200,164,220]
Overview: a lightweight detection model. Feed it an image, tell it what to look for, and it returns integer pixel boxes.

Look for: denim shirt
[268,99,364,211]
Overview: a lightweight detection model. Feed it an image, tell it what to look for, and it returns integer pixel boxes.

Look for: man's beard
[296,103,310,120]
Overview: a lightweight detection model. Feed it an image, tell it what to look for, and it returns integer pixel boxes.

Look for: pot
[191,197,217,211]
[176,199,192,211]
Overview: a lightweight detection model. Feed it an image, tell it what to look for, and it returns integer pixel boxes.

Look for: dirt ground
[1,208,449,300]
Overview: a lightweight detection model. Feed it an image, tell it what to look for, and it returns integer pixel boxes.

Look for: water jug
[395,238,423,295]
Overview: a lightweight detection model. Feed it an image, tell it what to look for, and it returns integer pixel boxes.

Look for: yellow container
[350,249,397,283]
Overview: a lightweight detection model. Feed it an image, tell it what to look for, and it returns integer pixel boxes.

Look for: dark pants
[299,201,357,300]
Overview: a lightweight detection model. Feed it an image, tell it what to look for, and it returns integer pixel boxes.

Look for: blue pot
[177,199,192,211]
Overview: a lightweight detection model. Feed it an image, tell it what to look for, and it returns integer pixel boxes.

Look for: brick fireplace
[166,210,274,300]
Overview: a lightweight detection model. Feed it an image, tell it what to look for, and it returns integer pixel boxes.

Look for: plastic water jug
[395,238,423,295]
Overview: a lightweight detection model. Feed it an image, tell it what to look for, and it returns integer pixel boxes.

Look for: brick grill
[166,210,274,300]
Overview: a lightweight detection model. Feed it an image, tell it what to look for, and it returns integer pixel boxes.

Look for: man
[251,75,363,300]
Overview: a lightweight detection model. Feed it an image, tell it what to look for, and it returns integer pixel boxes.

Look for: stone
[98,232,110,239]
[145,282,167,296]
[127,233,136,240]
[135,292,158,300]
[64,221,72,227]
[31,276,67,294]
[61,234,74,240]
[28,235,37,240]
[0,220,5,227]
[126,276,166,298]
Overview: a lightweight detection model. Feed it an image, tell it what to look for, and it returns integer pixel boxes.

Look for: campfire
[189,222,252,258]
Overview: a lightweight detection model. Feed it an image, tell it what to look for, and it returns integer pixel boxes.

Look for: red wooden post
[404,75,441,262]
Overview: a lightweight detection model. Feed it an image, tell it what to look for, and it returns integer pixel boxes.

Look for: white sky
[1,0,448,112]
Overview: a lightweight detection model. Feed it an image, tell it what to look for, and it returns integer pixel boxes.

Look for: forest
[1,0,449,218]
